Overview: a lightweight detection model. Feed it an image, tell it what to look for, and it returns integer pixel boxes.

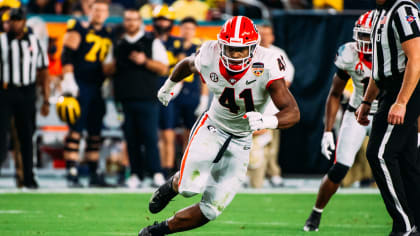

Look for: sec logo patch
[210,72,218,82]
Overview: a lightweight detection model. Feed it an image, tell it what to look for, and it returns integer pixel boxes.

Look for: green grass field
[0,193,390,236]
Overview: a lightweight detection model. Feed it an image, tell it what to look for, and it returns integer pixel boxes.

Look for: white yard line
[218,220,386,229]
[0,210,25,214]
[0,187,380,194]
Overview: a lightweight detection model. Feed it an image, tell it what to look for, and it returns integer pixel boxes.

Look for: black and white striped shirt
[0,30,49,87]
[372,0,420,82]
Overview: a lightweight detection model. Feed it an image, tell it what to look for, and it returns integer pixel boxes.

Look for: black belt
[346,105,375,116]
[213,135,232,163]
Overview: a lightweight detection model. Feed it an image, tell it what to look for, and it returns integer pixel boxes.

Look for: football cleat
[149,175,178,214]
[66,170,83,188]
[138,222,165,236]
[303,210,322,232]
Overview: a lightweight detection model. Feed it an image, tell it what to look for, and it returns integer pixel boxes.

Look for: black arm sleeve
[336,68,351,81]
[61,46,77,66]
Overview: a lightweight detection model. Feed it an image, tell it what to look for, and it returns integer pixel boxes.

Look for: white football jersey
[194,40,287,136]
[335,42,378,113]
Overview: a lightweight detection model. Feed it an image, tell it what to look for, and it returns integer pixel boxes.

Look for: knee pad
[199,201,221,221]
[64,134,80,152]
[327,162,350,184]
[86,136,102,152]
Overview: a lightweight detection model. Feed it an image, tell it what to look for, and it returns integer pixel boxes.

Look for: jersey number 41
[219,88,255,114]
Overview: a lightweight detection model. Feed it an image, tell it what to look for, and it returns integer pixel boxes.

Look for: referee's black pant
[0,85,36,185]
[366,82,420,233]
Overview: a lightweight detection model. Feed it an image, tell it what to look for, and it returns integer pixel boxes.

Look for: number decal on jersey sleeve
[219,88,255,114]
[277,56,286,71]
[361,77,370,95]
[85,32,112,62]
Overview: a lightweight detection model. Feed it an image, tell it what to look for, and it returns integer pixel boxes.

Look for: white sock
[313,207,323,213]
[418,133,420,147]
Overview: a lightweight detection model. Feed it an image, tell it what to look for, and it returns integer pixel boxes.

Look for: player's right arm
[324,71,350,132]
[61,19,81,97]
[356,77,379,126]
[157,53,197,106]
[320,70,349,159]
[320,43,354,159]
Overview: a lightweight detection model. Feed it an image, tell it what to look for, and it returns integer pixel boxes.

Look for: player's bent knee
[327,162,350,184]
[198,201,221,221]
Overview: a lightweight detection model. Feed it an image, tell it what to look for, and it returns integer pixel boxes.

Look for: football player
[60,0,114,187]
[138,16,300,235]
[303,11,377,231]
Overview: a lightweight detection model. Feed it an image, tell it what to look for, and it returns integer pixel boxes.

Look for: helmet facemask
[353,25,372,54]
[218,39,258,73]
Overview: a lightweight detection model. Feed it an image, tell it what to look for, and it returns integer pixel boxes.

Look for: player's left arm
[36,39,50,116]
[268,79,300,129]
[246,79,299,131]
[102,44,115,76]
[36,68,51,116]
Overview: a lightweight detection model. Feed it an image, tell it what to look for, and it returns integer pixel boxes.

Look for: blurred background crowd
[4,0,420,20]
[0,0,414,190]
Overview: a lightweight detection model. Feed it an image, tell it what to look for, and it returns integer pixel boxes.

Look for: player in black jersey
[60,0,114,187]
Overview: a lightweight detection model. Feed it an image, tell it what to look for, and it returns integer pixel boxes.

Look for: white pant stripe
[378,124,411,232]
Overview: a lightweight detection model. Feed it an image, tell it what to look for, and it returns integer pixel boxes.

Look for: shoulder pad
[66,19,78,31]
[254,47,287,81]
[334,42,358,71]
[196,40,218,67]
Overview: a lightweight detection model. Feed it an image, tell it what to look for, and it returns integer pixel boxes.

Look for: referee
[0,8,50,189]
[357,0,420,235]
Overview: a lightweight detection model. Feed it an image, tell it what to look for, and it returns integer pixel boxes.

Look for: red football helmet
[217,16,260,72]
[353,10,374,54]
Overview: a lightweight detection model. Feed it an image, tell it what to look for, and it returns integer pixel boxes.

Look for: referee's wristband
[361,100,372,106]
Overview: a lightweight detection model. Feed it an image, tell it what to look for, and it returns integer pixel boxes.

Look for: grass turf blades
[0,193,390,235]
